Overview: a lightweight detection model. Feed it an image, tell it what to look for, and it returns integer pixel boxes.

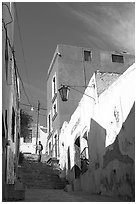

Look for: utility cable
[21,108,47,117]
[12,49,32,106]
[70,86,96,101]
[14,2,33,102]
[3,21,32,106]
[20,102,47,111]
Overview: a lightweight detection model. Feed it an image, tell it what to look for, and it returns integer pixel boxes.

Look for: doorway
[74,136,81,178]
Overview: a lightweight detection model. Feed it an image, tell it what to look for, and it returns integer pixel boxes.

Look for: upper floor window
[47,111,52,134]
[52,99,58,121]
[84,50,92,61]
[112,54,124,63]
[52,73,57,102]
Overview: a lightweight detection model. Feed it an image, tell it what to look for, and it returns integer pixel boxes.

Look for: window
[5,31,9,81]
[112,54,124,63]
[2,114,5,152]
[5,109,8,130]
[84,50,91,61]
[11,107,15,142]
[67,147,71,170]
[49,142,51,155]
[52,73,57,102]
[54,134,58,158]
[48,114,51,133]
[48,111,52,134]
[52,99,57,121]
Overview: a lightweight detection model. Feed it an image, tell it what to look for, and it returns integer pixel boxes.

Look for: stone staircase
[18,155,66,189]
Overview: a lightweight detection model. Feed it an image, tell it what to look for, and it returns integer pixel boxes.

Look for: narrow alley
[2,2,135,202]
[17,154,125,202]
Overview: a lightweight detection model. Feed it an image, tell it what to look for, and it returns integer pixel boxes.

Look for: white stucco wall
[59,121,68,177]
[80,63,135,196]
[59,63,135,192]
[94,63,135,147]
[59,74,96,173]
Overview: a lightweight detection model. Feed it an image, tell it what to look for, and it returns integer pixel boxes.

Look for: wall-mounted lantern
[58,85,70,102]
[58,84,96,102]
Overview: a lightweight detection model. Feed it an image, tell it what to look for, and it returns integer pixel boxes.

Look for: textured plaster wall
[47,45,134,163]
[59,122,68,171]
[46,50,61,157]
[56,45,134,129]
[80,65,135,200]
[100,51,135,73]
[80,119,106,193]
[80,104,135,200]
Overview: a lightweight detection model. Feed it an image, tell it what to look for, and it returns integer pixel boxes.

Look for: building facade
[59,63,135,200]
[46,44,134,160]
[2,2,21,200]
[20,124,48,154]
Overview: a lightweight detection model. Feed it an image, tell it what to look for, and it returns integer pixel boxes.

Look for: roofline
[46,44,135,81]
[56,44,134,55]
[99,63,135,97]
[47,45,59,80]
[95,70,122,75]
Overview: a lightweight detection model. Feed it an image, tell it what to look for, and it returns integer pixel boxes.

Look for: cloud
[59,2,135,54]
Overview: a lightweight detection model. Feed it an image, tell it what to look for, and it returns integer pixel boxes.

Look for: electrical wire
[70,86,96,101]
[20,102,47,111]
[14,2,33,102]
[16,63,32,106]
[21,108,47,117]
[3,21,32,106]
[12,47,32,106]
[3,5,46,110]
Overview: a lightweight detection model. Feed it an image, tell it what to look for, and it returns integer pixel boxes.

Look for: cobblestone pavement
[25,189,124,202]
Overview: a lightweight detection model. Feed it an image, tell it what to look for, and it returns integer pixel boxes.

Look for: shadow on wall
[101,103,135,200]
[66,138,82,191]
[80,119,106,194]
[80,104,135,201]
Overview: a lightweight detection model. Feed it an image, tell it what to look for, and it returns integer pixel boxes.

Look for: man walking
[37,141,43,162]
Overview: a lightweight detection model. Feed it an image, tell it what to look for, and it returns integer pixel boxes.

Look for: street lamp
[58,85,70,101]
[58,84,95,102]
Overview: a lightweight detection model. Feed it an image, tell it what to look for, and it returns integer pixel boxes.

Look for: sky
[13,2,135,126]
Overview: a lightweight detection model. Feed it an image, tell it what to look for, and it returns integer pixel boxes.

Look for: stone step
[21,179,65,186]
[18,158,66,190]
[25,183,65,189]
[24,181,65,188]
